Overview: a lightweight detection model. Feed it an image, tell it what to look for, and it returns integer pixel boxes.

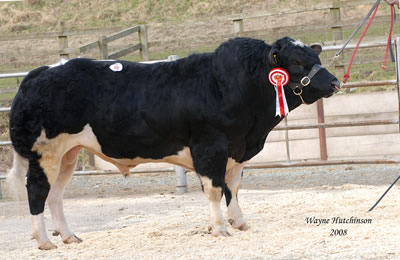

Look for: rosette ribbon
[269,68,290,117]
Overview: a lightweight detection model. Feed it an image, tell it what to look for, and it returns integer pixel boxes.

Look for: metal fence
[0,39,400,198]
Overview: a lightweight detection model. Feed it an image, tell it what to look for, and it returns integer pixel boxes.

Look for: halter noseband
[288,64,323,105]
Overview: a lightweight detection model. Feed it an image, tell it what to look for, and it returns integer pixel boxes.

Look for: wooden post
[138,25,149,61]
[284,117,291,162]
[317,100,328,161]
[330,0,345,77]
[58,22,69,60]
[98,36,108,59]
[88,151,95,167]
[233,18,244,36]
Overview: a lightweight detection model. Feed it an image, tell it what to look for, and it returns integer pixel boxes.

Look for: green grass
[0,78,20,106]
[0,78,20,89]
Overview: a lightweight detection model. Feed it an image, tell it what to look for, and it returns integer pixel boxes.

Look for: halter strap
[288,64,323,105]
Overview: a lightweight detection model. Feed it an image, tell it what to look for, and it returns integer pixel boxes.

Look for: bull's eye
[293,60,302,66]
[290,60,304,75]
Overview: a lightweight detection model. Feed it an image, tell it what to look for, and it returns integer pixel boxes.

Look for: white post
[0,171,2,199]
[396,37,400,132]
[175,166,187,194]
[168,54,186,194]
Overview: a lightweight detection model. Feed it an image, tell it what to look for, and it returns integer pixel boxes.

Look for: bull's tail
[6,149,29,200]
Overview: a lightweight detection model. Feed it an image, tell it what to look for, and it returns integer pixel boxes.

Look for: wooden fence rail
[0,24,149,62]
[77,25,149,60]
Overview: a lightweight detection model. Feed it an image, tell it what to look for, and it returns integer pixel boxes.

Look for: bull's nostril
[331,79,341,91]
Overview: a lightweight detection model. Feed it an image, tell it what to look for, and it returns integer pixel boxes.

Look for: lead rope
[320,0,380,86]
[335,0,382,58]
[331,0,395,86]
[343,0,381,84]
[369,175,400,212]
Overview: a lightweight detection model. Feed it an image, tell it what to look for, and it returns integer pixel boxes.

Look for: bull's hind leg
[26,157,57,250]
[225,164,249,231]
[47,146,82,244]
[191,130,230,237]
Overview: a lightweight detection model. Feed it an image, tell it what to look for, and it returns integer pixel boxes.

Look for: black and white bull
[7,37,340,249]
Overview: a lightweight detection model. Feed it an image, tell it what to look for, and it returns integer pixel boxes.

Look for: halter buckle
[300,76,311,87]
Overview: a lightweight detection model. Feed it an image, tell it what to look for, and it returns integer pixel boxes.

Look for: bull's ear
[268,48,281,66]
[310,44,322,55]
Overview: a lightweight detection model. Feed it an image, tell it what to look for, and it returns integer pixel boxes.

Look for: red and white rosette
[269,68,290,117]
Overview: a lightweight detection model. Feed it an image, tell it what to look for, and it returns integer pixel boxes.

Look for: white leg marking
[32,213,57,250]
[47,147,82,244]
[225,164,249,231]
[201,177,231,237]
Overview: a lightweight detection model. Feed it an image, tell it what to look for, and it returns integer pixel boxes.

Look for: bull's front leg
[225,164,249,231]
[190,130,230,236]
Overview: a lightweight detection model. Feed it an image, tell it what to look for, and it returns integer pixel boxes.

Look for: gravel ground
[1,164,400,259]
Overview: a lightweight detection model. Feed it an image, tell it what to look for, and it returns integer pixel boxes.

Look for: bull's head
[268,37,341,104]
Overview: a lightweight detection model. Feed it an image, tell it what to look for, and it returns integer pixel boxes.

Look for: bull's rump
[10,57,221,162]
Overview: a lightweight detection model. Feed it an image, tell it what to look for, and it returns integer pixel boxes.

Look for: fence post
[396,37,400,132]
[0,171,2,200]
[88,151,95,167]
[317,100,328,161]
[233,18,244,36]
[175,166,188,194]
[98,36,108,59]
[138,25,149,61]
[58,22,69,60]
[330,0,345,77]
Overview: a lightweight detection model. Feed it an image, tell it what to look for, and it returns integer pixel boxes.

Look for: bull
[7,36,340,249]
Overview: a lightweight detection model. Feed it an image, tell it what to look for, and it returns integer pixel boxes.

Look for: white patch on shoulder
[291,40,305,48]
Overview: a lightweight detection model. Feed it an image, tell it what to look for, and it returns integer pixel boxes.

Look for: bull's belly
[32,124,238,182]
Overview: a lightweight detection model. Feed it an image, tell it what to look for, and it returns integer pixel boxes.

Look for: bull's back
[10,57,219,160]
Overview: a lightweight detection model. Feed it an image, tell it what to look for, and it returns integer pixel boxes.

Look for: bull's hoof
[53,231,83,244]
[38,241,57,250]
[63,234,83,244]
[228,219,250,231]
[208,225,231,237]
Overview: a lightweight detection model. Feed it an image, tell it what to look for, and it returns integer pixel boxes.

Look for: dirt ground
[1,164,400,259]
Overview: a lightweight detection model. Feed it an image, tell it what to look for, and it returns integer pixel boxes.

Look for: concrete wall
[95,91,400,171]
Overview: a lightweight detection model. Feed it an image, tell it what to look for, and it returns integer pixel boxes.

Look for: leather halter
[287,64,323,105]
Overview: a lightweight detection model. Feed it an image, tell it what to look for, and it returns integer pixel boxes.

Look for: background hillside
[0,0,323,33]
